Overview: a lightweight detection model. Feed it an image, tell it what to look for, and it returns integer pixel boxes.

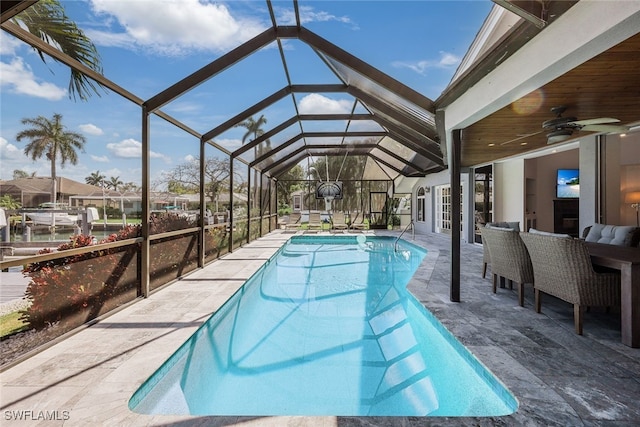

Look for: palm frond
[12,0,105,101]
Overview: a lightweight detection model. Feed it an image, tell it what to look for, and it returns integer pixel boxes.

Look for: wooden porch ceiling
[459,31,640,167]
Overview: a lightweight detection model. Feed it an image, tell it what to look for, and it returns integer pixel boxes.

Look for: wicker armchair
[481,222,520,278]
[480,227,533,306]
[520,232,621,335]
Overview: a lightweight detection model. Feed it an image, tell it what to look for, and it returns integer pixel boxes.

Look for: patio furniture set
[481,223,640,347]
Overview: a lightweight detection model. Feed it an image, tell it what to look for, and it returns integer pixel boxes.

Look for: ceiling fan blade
[580,124,630,133]
[499,131,543,145]
[570,117,620,126]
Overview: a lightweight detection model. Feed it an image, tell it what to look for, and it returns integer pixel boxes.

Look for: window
[293,195,301,212]
[435,184,463,234]
[417,187,426,222]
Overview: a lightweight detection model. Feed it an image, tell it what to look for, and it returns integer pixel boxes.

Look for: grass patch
[0,312,29,338]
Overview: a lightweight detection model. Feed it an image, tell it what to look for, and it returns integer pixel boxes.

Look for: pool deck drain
[1,230,639,426]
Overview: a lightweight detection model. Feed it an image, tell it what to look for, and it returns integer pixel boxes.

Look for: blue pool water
[129,235,518,416]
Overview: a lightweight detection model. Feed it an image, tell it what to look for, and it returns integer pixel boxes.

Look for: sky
[0,0,493,188]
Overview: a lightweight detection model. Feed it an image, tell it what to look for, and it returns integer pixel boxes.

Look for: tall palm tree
[11,0,104,101]
[237,115,267,145]
[120,182,140,193]
[107,176,124,192]
[85,170,106,187]
[236,115,268,210]
[16,113,87,203]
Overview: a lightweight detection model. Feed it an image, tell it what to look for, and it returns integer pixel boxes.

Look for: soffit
[458,31,640,167]
[436,0,640,168]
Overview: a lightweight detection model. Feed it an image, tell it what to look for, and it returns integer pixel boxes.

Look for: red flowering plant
[20,214,220,331]
[21,226,141,331]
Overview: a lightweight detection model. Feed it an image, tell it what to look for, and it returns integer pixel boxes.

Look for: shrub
[20,213,235,331]
[278,205,292,216]
[204,226,228,259]
[21,229,139,330]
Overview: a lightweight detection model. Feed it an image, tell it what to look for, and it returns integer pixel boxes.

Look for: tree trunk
[51,155,57,204]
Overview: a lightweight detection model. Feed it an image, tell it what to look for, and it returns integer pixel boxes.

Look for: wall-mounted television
[556,169,579,199]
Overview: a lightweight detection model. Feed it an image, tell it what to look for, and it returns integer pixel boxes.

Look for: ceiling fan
[500,106,630,145]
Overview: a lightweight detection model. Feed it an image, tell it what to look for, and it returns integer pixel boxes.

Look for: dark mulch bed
[1,324,60,369]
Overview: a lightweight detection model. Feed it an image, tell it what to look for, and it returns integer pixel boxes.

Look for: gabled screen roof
[2,0,445,181]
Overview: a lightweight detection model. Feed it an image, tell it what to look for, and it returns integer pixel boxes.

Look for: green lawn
[0,312,28,338]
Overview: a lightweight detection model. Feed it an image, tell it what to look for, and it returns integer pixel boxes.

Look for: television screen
[556,169,579,198]
[315,181,343,199]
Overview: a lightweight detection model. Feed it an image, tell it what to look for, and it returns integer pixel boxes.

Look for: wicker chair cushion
[482,222,520,267]
[528,228,572,239]
[584,223,640,247]
[486,221,520,232]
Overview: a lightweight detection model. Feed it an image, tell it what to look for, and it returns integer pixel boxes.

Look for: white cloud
[0,139,48,180]
[392,51,461,75]
[106,138,171,163]
[298,93,351,114]
[88,0,266,55]
[0,137,22,160]
[277,6,357,29]
[79,123,104,136]
[0,33,22,55]
[0,57,67,100]
[103,168,122,178]
[167,101,203,114]
[214,138,242,151]
[90,154,110,162]
[184,154,196,162]
[82,29,138,51]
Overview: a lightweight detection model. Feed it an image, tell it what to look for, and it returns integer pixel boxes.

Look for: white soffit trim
[451,5,520,84]
[444,0,640,132]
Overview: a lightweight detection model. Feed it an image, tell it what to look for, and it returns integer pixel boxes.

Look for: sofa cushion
[486,221,520,232]
[528,228,572,239]
[584,223,640,246]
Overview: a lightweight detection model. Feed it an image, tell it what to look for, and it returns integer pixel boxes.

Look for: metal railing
[394,220,414,252]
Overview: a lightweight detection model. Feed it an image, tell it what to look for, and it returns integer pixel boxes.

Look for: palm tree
[236,115,268,210]
[107,176,124,192]
[237,115,267,145]
[120,182,140,193]
[0,195,22,210]
[85,171,106,187]
[16,113,87,203]
[11,0,104,101]
[12,169,37,179]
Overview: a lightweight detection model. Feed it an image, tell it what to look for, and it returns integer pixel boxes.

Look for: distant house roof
[0,176,108,196]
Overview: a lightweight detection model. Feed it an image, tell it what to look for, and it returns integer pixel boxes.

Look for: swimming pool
[129,235,518,416]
